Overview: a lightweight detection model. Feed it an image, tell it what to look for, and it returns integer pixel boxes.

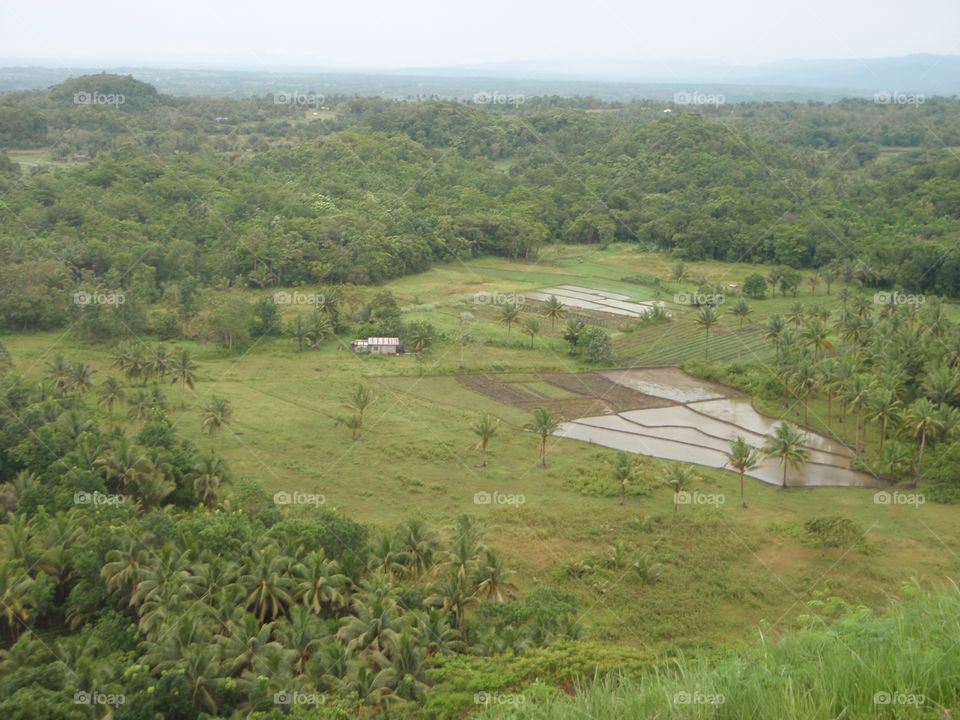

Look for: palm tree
[822,267,837,295]
[149,346,172,381]
[201,396,232,436]
[609,452,634,505]
[293,551,347,615]
[307,312,331,347]
[729,299,752,329]
[0,561,35,638]
[189,450,231,507]
[765,315,786,358]
[806,274,820,296]
[345,384,376,427]
[127,390,152,425]
[901,398,943,486]
[68,363,95,395]
[525,407,559,466]
[44,354,71,396]
[563,318,584,354]
[762,422,809,488]
[844,375,873,452]
[97,377,126,419]
[787,302,806,328]
[498,302,520,335]
[170,348,199,401]
[472,413,498,467]
[240,551,295,623]
[922,365,958,405]
[523,318,540,348]
[96,436,153,493]
[474,550,517,601]
[543,295,566,329]
[695,306,720,360]
[396,519,439,578]
[664,465,694,512]
[725,436,760,507]
[791,361,818,423]
[801,318,833,361]
[334,414,364,441]
[868,386,902,451]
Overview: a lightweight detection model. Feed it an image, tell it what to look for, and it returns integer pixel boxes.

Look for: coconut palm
[97,376,126,419]
[801,318,833,361]
[200,396,232,436]
[240,551,295,623]
[472,413,498,468]
[293,551,347,615]
[525,407,559,466]
[68,362,95,395]
[725,435,760,508]
[344,384,376,426]
[791,361,819,423]
[474,550,517,601]
[395,519,439,578]
[806,274,820,296]
[922,364,958,406]
[664,465,695,512]
[563,318,584,354]
[695,306,720,360]
[44,354,72,396]
[609,452,635,505]
[189,450,231,507]
[289,313,309,351]
[149,346,172,381]
[170,348,199,398]
[901,398,943,486]
[498,302,520,335]
[0,561,35,638]
[787,302,806,328]
[96,436,153,493]
[543,295,566,329]
[868,385,903,451]
[522,318,540,348]
[765,315,786,358]
[729,299,752,329]
[762,421,809,488]
[334,414,364,441]
[844,375,874,452]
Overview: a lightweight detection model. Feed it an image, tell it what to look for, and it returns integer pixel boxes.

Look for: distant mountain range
[1,54,957,101]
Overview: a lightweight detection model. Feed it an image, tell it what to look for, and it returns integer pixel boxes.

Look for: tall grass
[489,582,960,719]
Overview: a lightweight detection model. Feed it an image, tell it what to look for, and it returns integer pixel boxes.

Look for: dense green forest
[3,74,960,334]
[3,73,960,719]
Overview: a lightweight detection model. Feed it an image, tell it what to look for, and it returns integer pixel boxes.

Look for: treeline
[1,75,960,333]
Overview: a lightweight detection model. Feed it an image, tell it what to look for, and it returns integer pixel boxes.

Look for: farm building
[351,337,403,355]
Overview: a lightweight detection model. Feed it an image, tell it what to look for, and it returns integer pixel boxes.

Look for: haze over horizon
[3,0,958,72]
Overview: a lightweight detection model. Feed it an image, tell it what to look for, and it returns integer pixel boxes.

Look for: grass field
[3,244,959,652]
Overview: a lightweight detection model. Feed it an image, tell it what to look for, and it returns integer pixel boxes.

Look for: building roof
[366,337,401,345]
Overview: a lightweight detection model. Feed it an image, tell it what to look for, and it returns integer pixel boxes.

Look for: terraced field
[616,321,773,366]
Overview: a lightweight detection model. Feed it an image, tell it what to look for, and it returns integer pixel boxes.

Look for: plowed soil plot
[550,368,880,488]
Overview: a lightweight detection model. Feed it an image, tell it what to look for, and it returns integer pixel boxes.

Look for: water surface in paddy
[555,369,880,487]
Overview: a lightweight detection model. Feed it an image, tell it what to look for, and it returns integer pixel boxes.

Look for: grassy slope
[3,244,959,653]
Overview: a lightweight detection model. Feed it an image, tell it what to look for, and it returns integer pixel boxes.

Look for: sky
[2,0,958,70]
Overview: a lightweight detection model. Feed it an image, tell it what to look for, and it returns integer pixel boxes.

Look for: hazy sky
[3,0,958,69]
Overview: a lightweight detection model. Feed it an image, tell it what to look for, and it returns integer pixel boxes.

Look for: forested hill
[2,74,960,330]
